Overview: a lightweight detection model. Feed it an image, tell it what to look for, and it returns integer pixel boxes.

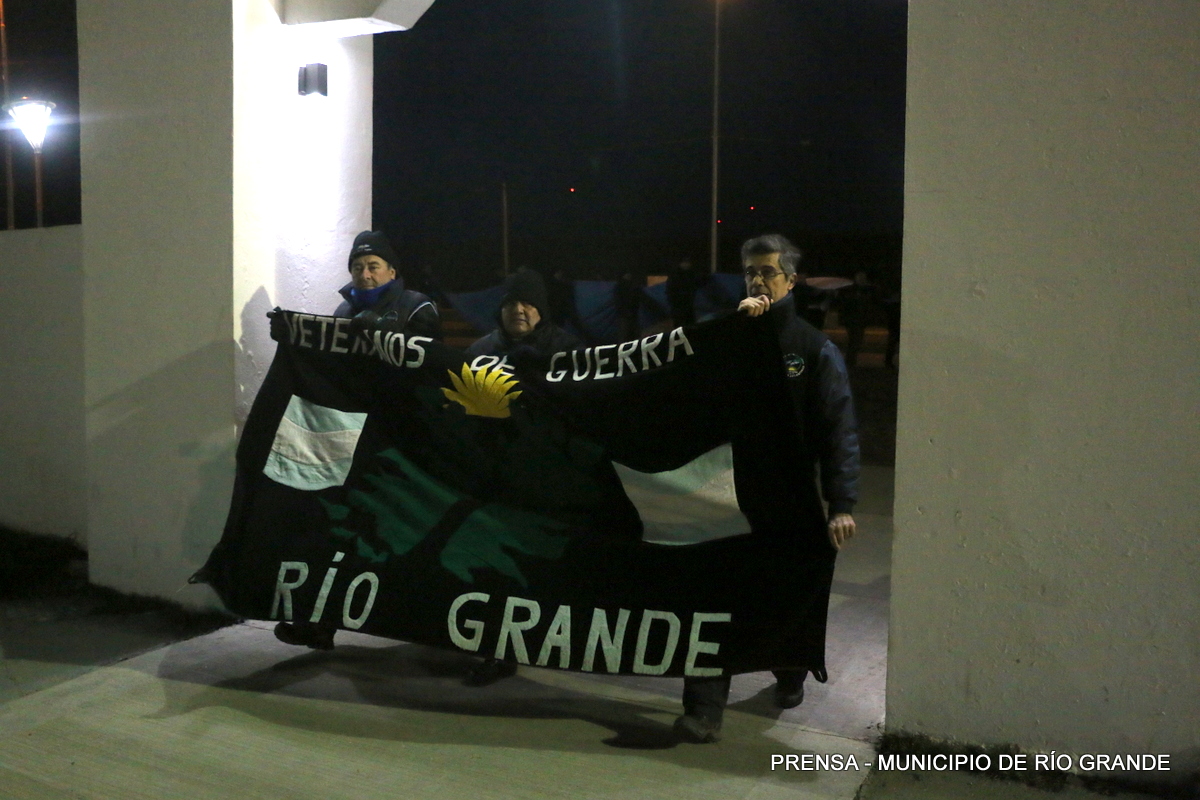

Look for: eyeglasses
[744,267,786,281]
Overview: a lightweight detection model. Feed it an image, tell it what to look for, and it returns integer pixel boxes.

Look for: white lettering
[406,336,431,368]
[330,318,351,353]
[593,344,616,380]
[496,596,542,664]
[470,355,501,371]
[385,331,406,366]
[639,333,663,371]
[270,561,309,621]
[341,572,379,629]
[448,592,490,652]
[368,330,386,360]
[632,610,681,675]
[546,351,568,382]
[285,312,301,345]
[535,604,572,668]
[616,339,639,377]
[298,314,315,348]
[572,348,593,381]
[684,612,730,677]
[666,326,695,361]
[317,316,332,351]
[309,551,345,623]
[582,608,630,673]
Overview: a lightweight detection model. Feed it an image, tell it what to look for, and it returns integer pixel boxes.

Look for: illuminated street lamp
[1,0,12,229]
[4,97,54,227]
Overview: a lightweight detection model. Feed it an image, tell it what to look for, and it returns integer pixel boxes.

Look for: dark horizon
[372,0,907,288]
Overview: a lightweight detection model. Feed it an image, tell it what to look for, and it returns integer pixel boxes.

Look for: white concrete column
[893,0,1200,769]
[76,0,377,602]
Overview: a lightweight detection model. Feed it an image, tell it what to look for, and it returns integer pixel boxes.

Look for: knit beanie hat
[501,268,549,317]
[348,230,399,270]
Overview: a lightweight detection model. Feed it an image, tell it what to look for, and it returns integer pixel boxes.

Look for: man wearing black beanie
[273,230,440,651]
[466,268,580,366]
[461,267,581,686]
[333,230,441,340]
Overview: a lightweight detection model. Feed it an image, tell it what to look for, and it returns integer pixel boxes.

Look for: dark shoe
[673,714,721,744]
[464,658,518,687]
[274,621,335,650]
[773,673,806,709]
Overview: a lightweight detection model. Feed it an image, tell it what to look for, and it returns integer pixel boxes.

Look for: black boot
[464,657,518,687]
[274,620,336,650]
[773,670,806,709]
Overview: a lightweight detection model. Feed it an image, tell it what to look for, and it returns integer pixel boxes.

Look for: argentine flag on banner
[616,444,751,545]
[263,396,367,491]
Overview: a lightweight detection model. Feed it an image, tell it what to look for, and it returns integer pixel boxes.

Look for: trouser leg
[682,675,731,723]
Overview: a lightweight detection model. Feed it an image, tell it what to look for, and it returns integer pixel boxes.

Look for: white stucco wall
[891,1,1199,771]
[77,0,237,600]
[0,226,85,541]
[233,0,374,425]
[75,0,376,602]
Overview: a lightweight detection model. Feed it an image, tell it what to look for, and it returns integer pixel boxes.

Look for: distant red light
[750,206,755,210]
[717,219,722,224]
[569,187,575,192]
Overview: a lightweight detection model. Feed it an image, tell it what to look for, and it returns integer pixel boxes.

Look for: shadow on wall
[87,341,236,594]
[237,286,278,427]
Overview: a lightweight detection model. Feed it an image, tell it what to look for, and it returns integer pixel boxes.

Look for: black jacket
[768,293,860,516]
[465,319,582,366]
[334,279,442,340]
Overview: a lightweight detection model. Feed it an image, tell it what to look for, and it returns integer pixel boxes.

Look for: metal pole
[1,0,14,230]
[501,181,510,276]
[708,0,720,274]
[33,148,42,227]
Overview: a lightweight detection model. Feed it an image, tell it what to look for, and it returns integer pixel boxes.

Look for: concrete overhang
[281,0,437,37]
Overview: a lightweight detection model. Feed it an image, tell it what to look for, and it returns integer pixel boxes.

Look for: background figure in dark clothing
[791,271,830,332]
[666,257,701,327]
[614,272,644,342]
[838,270,875,367]
[463,268,582,686]
[547,268,577,329]
[466,268,582,367]
[675,233,860,744]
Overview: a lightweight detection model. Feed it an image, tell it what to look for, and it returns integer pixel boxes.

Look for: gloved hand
[349,309,382,335]
[267,307,289,342]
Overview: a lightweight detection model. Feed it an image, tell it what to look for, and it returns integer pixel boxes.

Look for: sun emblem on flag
[442,363,523,418]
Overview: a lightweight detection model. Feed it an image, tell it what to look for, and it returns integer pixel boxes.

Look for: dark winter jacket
[465,318,582,367]
[333,279,442,340]
[768,293,860,516]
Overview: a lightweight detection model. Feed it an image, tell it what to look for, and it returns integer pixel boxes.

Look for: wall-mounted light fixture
[298,63,328,96]
[4,97,54,227]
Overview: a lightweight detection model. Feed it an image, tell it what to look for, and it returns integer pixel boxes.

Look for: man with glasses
[675,233,860,744]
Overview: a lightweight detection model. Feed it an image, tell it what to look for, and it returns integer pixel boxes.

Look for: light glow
[5,99,56,153]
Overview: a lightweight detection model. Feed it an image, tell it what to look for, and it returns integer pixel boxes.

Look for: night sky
[3,0,906,285]
[372,0,907,286]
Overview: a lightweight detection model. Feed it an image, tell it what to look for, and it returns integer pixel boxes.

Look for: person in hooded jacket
[465,268,581,368]
[460,268,581,687]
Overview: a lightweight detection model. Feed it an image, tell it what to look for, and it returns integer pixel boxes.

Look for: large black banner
[196,311,835,679]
